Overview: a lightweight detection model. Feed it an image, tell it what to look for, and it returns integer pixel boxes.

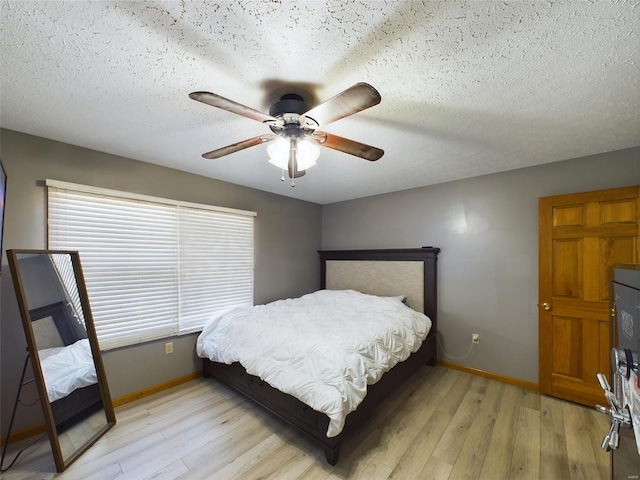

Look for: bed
[29,301,102,427]
[197,247,439,464]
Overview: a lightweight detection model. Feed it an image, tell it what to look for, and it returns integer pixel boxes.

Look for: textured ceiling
[1,1,639,205]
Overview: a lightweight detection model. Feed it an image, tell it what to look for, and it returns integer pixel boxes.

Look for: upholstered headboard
[29,301,87,348]
[319,248,440,334]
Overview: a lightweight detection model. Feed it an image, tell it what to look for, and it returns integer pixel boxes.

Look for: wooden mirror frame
[6,249,115,472]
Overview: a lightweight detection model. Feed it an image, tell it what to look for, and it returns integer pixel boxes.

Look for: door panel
[539,185,639,406]
[550,315,582,376]
[552,239,582,298]
[600,236,636,301]
[600,198,636,224]
[553,204,583,227]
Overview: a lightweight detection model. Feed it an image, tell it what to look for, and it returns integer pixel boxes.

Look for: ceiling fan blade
[202,134,276,159]
[303,83,381,127]
[314,132,384,161]
[190,91,277,124]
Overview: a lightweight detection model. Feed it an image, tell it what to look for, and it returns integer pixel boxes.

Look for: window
[47,180,255,350]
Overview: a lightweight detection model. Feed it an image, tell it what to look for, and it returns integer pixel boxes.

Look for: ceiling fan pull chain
[280,170,285,182]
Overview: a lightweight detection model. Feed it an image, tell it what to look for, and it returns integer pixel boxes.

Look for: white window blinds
[50,253,86,329]
[178,205,254,332]
[47,180,255,350]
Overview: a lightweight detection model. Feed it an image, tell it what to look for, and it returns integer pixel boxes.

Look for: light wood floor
[2,365,611,480]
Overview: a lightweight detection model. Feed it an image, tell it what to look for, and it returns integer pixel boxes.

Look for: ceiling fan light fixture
[267,137,290,170]
[296,138,321,169]
[267,137,320,171]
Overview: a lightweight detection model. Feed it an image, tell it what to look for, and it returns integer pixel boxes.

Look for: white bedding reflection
[39,339,98,402]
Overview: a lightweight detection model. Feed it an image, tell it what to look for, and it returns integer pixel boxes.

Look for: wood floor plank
[119,455,189,480]
[434,370,475,417]
[370,382,444,468]
[2,368,612,480]
[477,383,523,480]
[431,389,483,465]
[293,458,334,480]
[418,454,454,480]
[179,412,275,471]
[261,448,319,480]
[212,428,300,479]
[540,393,572,479]
[76,462,123,480]
[80,397,250,471]
[562,402,605,480]
[56,432,164,480]
[105,388,222,443]
[118,410,252,475]
[521,388,542,412]
[475,377,505,414]
[540,393,565,436]
[510,406,541,480]
[540,427,571,480]
[159,395,247,439]
[176,411,286,479]
[387,407,452,480]
[448,411,497,480]
[587,408,612,479]
[352,458,394,480]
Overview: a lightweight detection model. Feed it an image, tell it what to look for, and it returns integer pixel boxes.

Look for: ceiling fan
[189,83,384,186]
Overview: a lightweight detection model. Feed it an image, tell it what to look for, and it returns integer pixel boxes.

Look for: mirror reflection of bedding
[196,289,432,437]
[39,339,98,402]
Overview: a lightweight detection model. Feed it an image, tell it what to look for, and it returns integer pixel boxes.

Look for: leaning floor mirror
[7,249,115,472]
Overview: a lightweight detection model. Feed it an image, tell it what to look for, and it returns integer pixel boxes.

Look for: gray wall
[0,128,322,434]
[322,147,640,384]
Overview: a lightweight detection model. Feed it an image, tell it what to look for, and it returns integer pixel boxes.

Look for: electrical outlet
[472,333,480,345]
[165,342,174,354]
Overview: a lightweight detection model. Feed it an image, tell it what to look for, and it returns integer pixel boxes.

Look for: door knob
[542,302,551,311]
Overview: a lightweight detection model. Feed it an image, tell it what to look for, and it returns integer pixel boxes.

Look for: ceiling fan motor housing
[269,93,311,117]
[269,93,321,138]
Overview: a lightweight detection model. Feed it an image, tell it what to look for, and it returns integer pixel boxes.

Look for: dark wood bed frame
[202,247,440,465]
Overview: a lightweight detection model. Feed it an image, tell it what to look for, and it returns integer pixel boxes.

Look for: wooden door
[539,185,639,406]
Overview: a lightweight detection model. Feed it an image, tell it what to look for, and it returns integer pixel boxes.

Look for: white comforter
[39,339,98,403]
[196,289,431,437]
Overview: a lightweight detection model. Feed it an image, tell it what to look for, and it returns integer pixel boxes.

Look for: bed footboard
[203,332,436,465]
[203,358,343,464]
